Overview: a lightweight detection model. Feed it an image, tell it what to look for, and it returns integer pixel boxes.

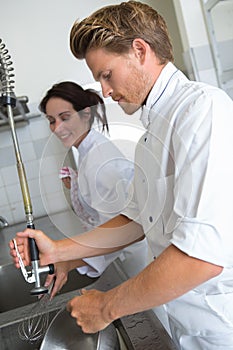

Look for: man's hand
[67,289,113,333]
[66,244,223,335]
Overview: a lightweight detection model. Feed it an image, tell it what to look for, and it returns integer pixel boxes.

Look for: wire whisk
[18,291,51,343]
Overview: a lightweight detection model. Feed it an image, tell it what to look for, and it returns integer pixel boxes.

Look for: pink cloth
[59,166,77,180]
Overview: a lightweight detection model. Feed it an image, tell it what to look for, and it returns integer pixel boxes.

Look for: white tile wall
[29,118,51,141]
[183,39,233,100]
[0,187,8,206]
[24,159,40,180]
[5,182,22,203]
[198,68,219,87]
[20,142,37,161]
[0,204,14,224]
[31,195,50,219]
[41,191,71,217]
[0,116,73,225]
[1,165,18,186]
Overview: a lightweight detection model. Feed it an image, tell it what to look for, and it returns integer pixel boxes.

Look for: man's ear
[131,38,147,63]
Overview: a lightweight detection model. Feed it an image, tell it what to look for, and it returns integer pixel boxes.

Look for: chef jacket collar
[140,62,178,129]
[77,128,96,157]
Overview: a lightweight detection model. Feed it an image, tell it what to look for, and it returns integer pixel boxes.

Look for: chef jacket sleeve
[169,90,233,267]
[76,252,122,278]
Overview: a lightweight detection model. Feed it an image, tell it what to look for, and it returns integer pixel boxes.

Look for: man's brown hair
[70,1,174,64]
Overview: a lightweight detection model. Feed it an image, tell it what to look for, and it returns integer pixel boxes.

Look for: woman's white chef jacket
[130,62,233,349]
[67,128,148,279]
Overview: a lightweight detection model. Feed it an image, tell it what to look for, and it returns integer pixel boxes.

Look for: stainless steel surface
[0,214,96,313]
[0,263,94,312]
[18,293,50,343]
[40,308,120,350]
[0,213,177,349]
[0,307,60,350]
[0,262,177,350]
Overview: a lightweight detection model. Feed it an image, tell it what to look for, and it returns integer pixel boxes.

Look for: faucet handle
[13,238,54,291]
[13,239,36,283]
[0,216,9,228]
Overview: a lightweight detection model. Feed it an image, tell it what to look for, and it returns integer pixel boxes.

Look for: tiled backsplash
[0,116,73,225]
[183,39,233,100]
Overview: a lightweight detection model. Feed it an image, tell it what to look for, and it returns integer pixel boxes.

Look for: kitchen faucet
[0,38,54,295]
[0,216,9,229]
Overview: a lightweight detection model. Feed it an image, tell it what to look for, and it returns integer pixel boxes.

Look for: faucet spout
[0,216,9,229]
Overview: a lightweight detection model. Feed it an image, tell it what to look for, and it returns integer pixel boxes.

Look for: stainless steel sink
[0,260,177,350]
[0,213,99,349]
[0,272,175,350]
[0,307,60,350]
[0,263,96,312]
[0,305,123,350]
[0,212,97,313]
[0,213,176,350]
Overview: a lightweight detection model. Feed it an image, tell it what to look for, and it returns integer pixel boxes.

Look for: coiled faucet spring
[0,38,15,99]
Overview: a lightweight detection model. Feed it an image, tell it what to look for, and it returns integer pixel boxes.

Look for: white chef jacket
[68,129,148,278]
[130,62,233,349]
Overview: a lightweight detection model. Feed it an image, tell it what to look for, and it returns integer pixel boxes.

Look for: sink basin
[0,308,60,350]
[0,306,124,350]
[0,264,99,350]
[40,308,120,350]
[0,263,96,312]
[0,211,97,312]
[0,260,177,350]
[0,213,102,349]
[0,213,176,350]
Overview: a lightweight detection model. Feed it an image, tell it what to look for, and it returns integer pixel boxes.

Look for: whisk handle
[27,223,39,262]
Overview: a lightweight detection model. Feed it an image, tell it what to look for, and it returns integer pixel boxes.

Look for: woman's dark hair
[39,81,109,133]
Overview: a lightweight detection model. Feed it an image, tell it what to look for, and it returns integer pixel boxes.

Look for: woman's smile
[45,97,90,148]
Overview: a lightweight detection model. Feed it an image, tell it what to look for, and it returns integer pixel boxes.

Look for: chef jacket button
[149,216,153,222]
[88,217,95,223]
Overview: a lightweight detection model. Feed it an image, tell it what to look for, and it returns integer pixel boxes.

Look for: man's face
[85,47,153,115]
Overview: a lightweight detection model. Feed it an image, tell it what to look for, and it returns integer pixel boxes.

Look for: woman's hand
[45,259,90,299]
[61,176,71,189]
[45,261,72,298]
